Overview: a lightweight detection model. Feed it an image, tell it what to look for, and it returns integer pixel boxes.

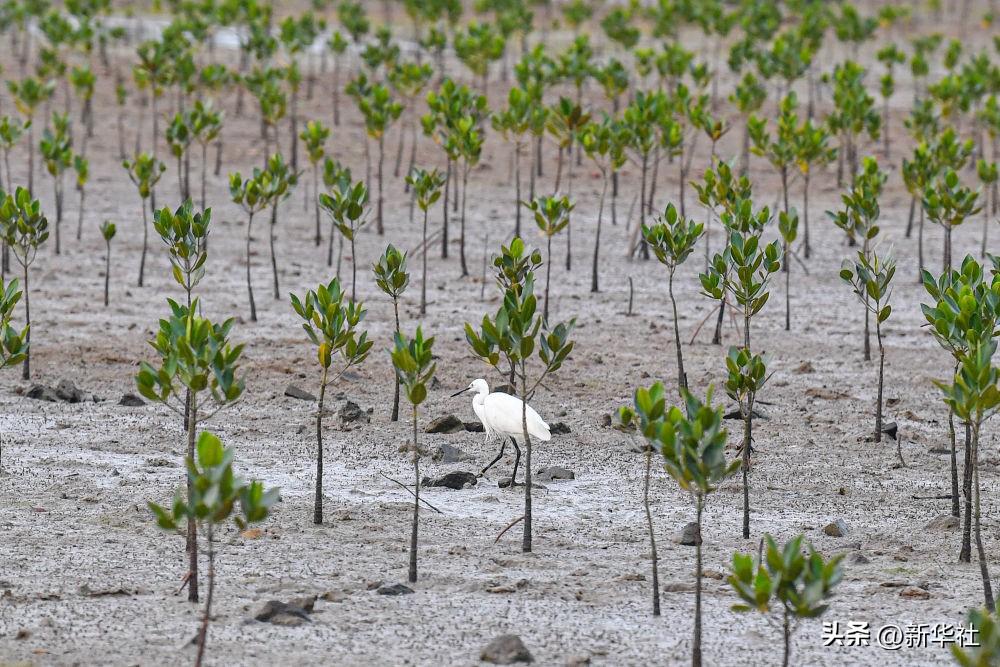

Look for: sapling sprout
[100,221,115,307]
[0,274,28,470]
[580,116,627,293]
[123,152,166,288]
[7,76,54,193]
[72,153,88,242]
[729,534,844,667]
[136,299,245,602]
[466,237,574,552]
[149,431,278,667]
[188,100,224,211]
[373,244,409,422]
[261,153,298,301]
[778,209,799,331]
[524,195,573,323]
[923,169,982,274]
[635,385,738,666]
[39,112,72,254]
[357,83,402,236]
[0,187,47,380]
[153,200,210,308]
[290,278,372,524]
[643,203,704,392]
[978,159,998,258]
[319,178,369,302]
[390,326,436,583]
[229,169,268,322]
[299,119,330,247]
[405,168,444,316]
[616,405,659,617]
[840,250,897,454]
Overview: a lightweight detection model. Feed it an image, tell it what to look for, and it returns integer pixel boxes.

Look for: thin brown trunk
[409,406,420,583]
[186,396,199,603]
[314,366,327,524]
[643,449,660,616]
[693,495,704,667]
[521,371,533,553]
[246,210,256,322]
[193,523,214,667]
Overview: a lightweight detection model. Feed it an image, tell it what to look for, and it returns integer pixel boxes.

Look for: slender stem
[521,369,532,553]
[246,210,256,322]
[409,405,420,583]
[314,366,328,524]
[391,299,400,422]
[669,269,685,393]
[643,449,660,617]
[194,522,214,667]
[693,494,703,667]
[186,393,199,603]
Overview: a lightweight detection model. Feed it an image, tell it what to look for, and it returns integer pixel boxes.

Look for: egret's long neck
[473,391,487,407]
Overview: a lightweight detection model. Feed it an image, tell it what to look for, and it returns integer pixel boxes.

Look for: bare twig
[494,515,524,544]
[379,472,443,514]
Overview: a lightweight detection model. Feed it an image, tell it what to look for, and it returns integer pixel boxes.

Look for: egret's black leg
[510,437,522,486]
[478,438,507,478]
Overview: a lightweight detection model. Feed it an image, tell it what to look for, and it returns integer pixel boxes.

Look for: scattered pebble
[481,634,533,664]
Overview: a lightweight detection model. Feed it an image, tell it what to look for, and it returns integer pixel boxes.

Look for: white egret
[450,378,551,485]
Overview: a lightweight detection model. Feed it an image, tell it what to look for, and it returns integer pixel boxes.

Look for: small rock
[549,422,571,435]
[253,600,311,624]
[661,581,696,593]
[565,654,591,667]
[284,384,316,401]
[806,387,851,400]
[794,361,815,374]
[26,384,59,402]
[55,379,87,403]
[679,522,702,546]
[376,583,414,596]
[432,443,474,463]
[481,634,533,664]
[851,553,871,565]
[339,400,371,424]
[426,414,465,434]
[601,414,612,428]
[287,595,316,613]
[536,466,575,482]
[119,393,145,407]
[422,471,477,490]
[823,519,849,537]
[925,514,959,530]
[464,421,485,433]
[321,590,348,603]
[900,586,931,600]
[881,421,898,440]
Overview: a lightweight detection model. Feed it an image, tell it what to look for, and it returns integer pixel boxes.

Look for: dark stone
[823,519,849,537]
[376,583,414,596]
[119,393,145,407]
[432,443,474,463]
[425,414,464,434]
[679,522,702,546]
[55,379,86,403]
[339,400,371,424]
[549,422,571,435]
[423,471,477,490]
[536,466,574,481]
[481,634,533,664]
[882,421,898,440]
[284,384,316,401]
[253,600,312,624]
[464,421,485,433]
[26,385,59,402]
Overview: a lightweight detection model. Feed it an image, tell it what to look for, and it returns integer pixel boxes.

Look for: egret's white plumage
[453,379,550,483]
[464,379,550,442]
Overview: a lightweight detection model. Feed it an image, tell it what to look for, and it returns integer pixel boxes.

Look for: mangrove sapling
[321,158,352,272]
[691,160,753,343]
[778,210,799,331]
[357,84,402,236]
[748,92,798,215]
[936,338,999,613]
[637,384,738,665]
[123,152,166,288]
[261,153,298,301]
[319,179,369,302]
[453,113,485,277]
[924,169,981,274]
[153,200,211,309]
[622,91,665,258]
[115,77,127,160]
[135,299,245,603]
[978,160,998,257]
[920,256,1000,549]
[729,534,844,667]
[546,97,588,200]
[465,237,574,552]
[279,13,325,173]
[875,44,905,158]
[491,87,533,239]
[300,120,330,247]
[793,117,836,259]
[229,170,268,322]
[39,112,72,255]
[0,116,30,193]
[827,61,881,186]
[902,143,937,277]
[729,72,767,177]
[166,111,193,202]
[327,32,348,127]
[70,65,95,143]
[642,203,704,393]
[100,221,115,308]
[406,168,444,316]
[0,274,27,470]
[952,608,1000,664]
[387,62,433,185]
[7,77,55,193]
[616,406,659,616]
[149,432,277,667]
[840,251,898,456]
[390,326,436,583]
[72,154,87,242]
[454,21,505,91]
[827,157,886,361]
[580,117,627,293]
[0,187,47,381]
[524,195,573,323]
[188,100,223,211]
[290,278,373,525]
[373,244,410,422]
[133,40,173,212]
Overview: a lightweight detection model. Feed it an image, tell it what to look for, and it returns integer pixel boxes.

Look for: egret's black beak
[450,387,468,398]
